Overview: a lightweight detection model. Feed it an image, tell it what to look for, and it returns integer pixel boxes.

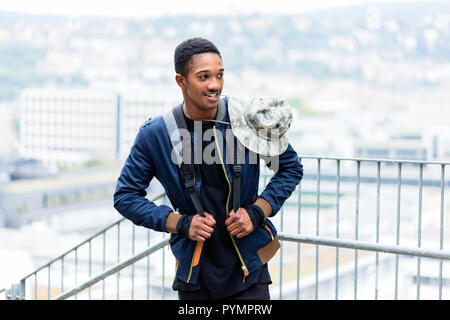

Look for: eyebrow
[195,68,225,75]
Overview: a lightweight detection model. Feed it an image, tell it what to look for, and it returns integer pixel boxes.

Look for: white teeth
[206,93,217,97]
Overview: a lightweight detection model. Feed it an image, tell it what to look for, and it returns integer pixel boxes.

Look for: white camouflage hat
[228,96,293,157]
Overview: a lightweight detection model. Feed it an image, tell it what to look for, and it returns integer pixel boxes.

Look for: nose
[207,77,221,91]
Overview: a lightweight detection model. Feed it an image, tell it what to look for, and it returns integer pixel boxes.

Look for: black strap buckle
[232,164,242,177]
[184,177,195,192]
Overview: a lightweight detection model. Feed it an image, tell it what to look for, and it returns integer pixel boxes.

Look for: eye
[218,73,224,79]
[199,75,208,80]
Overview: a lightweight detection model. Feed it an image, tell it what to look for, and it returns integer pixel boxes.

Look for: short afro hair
[174,37,221,76]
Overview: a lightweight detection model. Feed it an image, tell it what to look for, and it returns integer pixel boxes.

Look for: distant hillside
[306,1,450,19]
[0,2,449,100]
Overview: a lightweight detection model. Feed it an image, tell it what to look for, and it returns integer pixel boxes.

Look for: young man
[114,37,303,300]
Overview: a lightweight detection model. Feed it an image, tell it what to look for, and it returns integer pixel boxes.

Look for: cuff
[176,214,194,239]
[254,197,274,218]
[245,204,265,229]
[165,212,182,233]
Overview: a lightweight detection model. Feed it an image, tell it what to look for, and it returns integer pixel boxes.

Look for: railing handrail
[298,154,450,166]
[278,233,450,260]
[49,231,450,300]
[52,238,168,300]
[14,192,167,284]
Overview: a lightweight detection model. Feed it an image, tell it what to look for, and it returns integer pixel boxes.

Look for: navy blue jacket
[113,97,303,285]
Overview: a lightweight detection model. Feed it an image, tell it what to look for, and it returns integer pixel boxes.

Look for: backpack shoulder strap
[228,123,242,213]
[163,104,204,216]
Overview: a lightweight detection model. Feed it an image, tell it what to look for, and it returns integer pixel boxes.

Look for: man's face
[180,52,224,113]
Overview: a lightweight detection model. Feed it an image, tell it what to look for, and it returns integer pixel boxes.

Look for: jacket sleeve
[258,144,303,216]
[113,125,173,232]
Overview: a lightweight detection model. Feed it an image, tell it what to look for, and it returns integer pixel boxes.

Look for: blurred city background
[0,0,449,299]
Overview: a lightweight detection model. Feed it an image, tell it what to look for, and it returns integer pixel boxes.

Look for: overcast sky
[0,0,439,17]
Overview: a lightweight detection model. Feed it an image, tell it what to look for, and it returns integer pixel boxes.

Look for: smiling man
[114,37,303,300]
[174,40,224,120]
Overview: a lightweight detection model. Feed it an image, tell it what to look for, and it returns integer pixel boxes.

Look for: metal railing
[272,156,449,300]
[1,192,171,300]
[2,156,449,300]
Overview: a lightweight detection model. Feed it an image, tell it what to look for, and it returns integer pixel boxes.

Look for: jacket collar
[216,96,226,122]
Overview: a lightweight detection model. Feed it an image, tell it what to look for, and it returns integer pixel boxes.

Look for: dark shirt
[172,115,271,299]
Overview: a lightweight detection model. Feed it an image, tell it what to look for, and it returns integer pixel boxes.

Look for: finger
[228,223,241,236]
[191,222,213,235]
[198,229,213,239]
[237,223,253,237]
[230,220,252,236]
[238,207,247,217]
[193,235,206,242]
[225,216,233,226]
[203,212,216,224]
[200,224,215,235]
[229,213,244,228]
[191,214,204,227]
[225,211,237,226]
[202,217,216,228]
[226,218,238,231]
[190,231,206,242]
[235,230,250,238]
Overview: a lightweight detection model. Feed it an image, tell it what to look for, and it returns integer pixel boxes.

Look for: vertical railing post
[102,231,106,300]
[146,229,151,300]
[296,172,302,300]
[416,163,423,300]
[34,272,37,300]
[131,224,135,300]
[438,164,445,300]
[395,162,402,300]
[48,264,51,299]
[61,256,64,296]
[315,158,321,300]
[162,232,166,300]
[89,240,92,300]
[117,222,120,300]
[20,279,26,300]
[162,194,167,300]
[335,159,340,300]
[354,160,360,300]
[75,247,78,300]
[375,161,381,300]
[279,206,284,300]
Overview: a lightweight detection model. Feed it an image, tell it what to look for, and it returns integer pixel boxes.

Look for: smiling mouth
[204,93,219,100]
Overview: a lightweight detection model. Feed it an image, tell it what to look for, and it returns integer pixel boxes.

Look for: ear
[175,74,186,89]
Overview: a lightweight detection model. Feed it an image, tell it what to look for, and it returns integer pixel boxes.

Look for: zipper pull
[265,224,274,241]
[242,265,249,283]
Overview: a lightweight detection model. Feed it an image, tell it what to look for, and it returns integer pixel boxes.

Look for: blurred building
[0,168,118,228]
[118,90,179,159]
[19,87,180,166]
[0,104,16,156]
[423,126,450,162]
[354,140,427,161]
[8,158,55,180]
[19,88,119,165]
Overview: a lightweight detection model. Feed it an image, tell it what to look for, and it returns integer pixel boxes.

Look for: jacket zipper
[264,223,274,241]
[213,125,249,283]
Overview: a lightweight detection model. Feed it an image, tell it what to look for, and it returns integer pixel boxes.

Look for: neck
[183,102,218,121]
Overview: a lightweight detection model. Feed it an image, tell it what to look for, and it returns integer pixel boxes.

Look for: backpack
[161,99,246,279]
[162,100,242,217]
